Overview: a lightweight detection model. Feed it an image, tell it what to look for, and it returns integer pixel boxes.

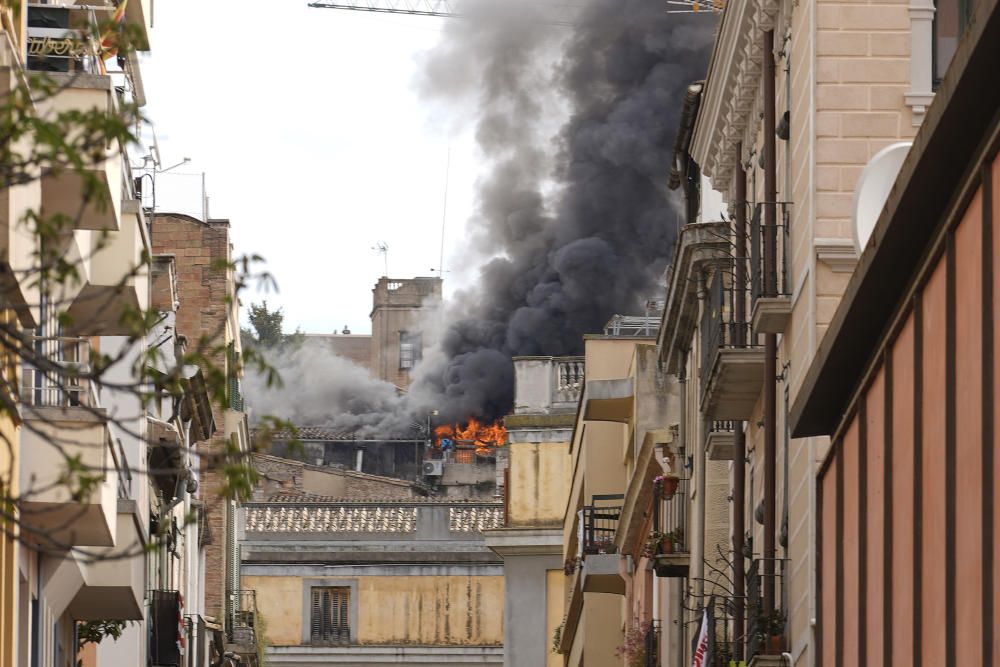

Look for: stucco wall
[244,574,503,647]
[507,442,570,528]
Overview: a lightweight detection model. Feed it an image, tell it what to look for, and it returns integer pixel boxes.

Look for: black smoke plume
[414,0,714,422]
[246,0,714,432]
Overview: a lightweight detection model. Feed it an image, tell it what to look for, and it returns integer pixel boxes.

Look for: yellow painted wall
[545,570,563,667]
[508,442,570,528]
[357,576,503,645]
[241,576,304,646]
[242,575,503,647]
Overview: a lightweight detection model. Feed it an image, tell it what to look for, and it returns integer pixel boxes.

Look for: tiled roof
[265,493,498,505]
[246,505,418,533]
[449,507,504,532]
[257,426,357,441]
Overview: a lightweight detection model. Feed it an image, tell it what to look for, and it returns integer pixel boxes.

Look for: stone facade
[369,277,442,389]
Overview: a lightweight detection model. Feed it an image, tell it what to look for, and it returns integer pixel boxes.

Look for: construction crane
[307,0,578,25]
[307,0,719,21]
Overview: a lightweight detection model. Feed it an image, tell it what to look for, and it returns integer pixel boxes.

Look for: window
[311,587,350,644]
[933,0,974,83]
[399,331,422,370]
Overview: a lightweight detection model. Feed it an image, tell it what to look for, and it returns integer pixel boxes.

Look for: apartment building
[240,496,505,666]
[151,213,255,663]
[644,0,978,661]
[550,316,683,666]
[793,1,1000,664]
[484,355,576,667]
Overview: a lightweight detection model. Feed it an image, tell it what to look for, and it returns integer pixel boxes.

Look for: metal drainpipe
[694,269,707,611]
[763,28,779,617]
[675,352,689,667]
[733,142,748,662]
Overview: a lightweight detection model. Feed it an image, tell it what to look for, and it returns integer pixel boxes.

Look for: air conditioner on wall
[423,460,444,477]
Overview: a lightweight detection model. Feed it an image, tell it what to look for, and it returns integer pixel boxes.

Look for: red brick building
[151,213,251,625]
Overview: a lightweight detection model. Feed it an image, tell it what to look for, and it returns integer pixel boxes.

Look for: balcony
[511,355,584,417]
[652,477,690,578]
[746,558,788,664]
[150,590,184,667]
[580,494,625,594]
[27,7,124,235]
[227,589,260,663]
[750,203,792,335]
[700,273,764,420]
[20,336,117,547]
[706,420,737,461]
[65,500,144,620]
[643,620,661,667]
[64,203,149,335]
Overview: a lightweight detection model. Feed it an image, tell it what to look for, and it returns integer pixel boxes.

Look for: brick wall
[152,213,233,621]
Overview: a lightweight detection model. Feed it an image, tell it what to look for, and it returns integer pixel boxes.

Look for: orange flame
[435,418,507,455]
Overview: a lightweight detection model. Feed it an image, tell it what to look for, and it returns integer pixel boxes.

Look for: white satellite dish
[853,142,912,254]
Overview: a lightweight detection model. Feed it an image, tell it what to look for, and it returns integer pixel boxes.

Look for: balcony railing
[580,494,623,555]
[746,558,788,661]
[643,620,661,667]
[699,271,755,391]
[21,335,95,408]
[749,202,791,302]
[151,590,183,667]
[26,7,104,75]
[227,589,258,648]
[706,596,740,667]
[556,357,584,403]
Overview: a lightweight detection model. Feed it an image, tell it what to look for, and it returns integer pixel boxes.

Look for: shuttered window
[311,587,350,644]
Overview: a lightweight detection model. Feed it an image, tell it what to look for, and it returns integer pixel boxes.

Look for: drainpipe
[355,448,364,472]
[733,142,748,661]
[694,270,708,610]
[763,28,779,617]
[675,353,689,667]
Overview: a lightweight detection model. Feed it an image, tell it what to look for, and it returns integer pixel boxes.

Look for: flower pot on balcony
[659,537,674,555]
[766,634,783,654]
[654,473,680,499]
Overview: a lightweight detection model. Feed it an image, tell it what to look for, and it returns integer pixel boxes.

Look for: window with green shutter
[310,587,350,644]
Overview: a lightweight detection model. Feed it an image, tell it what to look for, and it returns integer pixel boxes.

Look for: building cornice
[690,0,780,196]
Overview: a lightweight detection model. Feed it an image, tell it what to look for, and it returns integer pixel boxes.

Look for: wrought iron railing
[746,558,788,661]
[644,620,661,667]
[227,589,258,647]
[653,476,689,555]
[699,271,755,390]
[706,596,740,667]
[581,494,623,555]
[21,335,94,408]
[749,202,792,302]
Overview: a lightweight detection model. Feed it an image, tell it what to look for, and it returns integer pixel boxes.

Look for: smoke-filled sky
[239,0,715,433]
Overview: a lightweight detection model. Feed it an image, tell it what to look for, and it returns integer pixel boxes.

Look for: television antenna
[372,241,389,277]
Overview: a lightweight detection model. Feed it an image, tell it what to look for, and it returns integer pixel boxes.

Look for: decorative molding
[815,238,859,272]
[907,0,937,126]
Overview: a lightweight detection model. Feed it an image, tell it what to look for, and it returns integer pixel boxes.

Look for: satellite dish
[853,142,912,254]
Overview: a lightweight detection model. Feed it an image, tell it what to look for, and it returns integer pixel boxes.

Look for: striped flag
[692,608,709,667]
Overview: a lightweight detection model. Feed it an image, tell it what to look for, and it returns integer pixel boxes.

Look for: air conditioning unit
[423,460,444,477]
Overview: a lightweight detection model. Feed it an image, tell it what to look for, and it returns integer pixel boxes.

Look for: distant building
[239,496,505,666]
[370,277,442,389]
[484,356,578,667]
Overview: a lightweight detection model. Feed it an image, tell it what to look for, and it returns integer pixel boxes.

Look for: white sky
[140,1,481,335]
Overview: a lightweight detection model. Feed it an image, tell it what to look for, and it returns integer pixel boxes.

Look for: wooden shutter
[311,587,350,644]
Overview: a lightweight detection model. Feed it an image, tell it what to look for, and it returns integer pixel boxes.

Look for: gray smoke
[246,0,714,431]
[412,0,714,421]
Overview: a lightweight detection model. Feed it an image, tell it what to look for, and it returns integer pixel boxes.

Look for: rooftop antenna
[438,146,451,276]
[372,242,389,277]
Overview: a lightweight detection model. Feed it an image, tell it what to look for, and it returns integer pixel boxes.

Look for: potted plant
[666,527,684,552]
[643,530,666,557]
[653,473,680,499]
[592,537,615,554]
[755,608,785,654]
